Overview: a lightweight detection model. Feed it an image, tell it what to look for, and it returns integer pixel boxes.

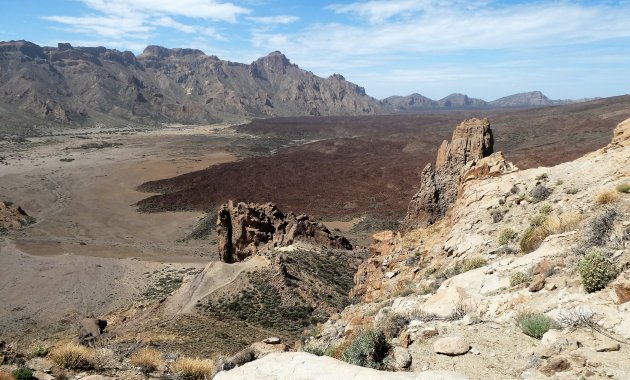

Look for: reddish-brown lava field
[137,95,630,221]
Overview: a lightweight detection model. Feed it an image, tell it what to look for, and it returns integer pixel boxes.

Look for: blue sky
[1,0,629,100]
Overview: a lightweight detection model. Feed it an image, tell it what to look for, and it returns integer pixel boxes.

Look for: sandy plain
[0,124,239,340]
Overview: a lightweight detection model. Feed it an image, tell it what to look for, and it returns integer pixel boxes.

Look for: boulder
[433,337,470,356]
[539,357,571,376]
[217,201,352,263]
[214,352,469,380]
[79,318,107,346]
[611,271,630,304]
[0,201,35,231]
[392,347,412,369]
[528,275,546,292]
[404,118,494,228]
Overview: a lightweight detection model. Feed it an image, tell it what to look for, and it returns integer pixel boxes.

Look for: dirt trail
[164,255,270,314]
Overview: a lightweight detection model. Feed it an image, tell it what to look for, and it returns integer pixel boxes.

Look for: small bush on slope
[520,213,583,253]
[595,190,619,205]
[616,183,630,193]
[130,348,163,374]
[50,343,95,370]
[510,271,531,287]
[11,368,33,380]
[171,357,215,380]
[578,249,617,293]
[583,207,618,249]
[498,228,518,245]
[516,312,559,339]
[380,313,409,340]
[341,329,389,369]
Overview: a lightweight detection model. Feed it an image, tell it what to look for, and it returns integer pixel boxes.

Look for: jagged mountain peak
[139,45,206,59]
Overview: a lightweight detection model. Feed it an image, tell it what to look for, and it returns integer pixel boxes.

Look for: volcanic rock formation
[0,201,34,231]
[216,201,352,263]
[403,118,494,228]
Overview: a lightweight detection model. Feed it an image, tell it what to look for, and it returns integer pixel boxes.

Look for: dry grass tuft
[595,190,620,205]
[171,357,215,380]
[520,213,584,253]
[130,348,164,374]
[49,342,95,370]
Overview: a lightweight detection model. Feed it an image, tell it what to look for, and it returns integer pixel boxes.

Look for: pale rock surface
[214,352,468,380]
[433,337,470,356]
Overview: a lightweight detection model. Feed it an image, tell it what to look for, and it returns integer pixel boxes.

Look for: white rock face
[214,352,469,380]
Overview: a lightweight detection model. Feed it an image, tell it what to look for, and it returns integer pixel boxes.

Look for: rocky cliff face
[404,118,494,228]
[297,117,630,380]
[0,41,380,135]
[216,201,352,263]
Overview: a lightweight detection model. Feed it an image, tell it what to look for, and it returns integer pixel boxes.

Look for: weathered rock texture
[0,201,34,231]
[217,201,351,263]
[214,352,469,380]
[404,118,494,228]
[611,117,630,147]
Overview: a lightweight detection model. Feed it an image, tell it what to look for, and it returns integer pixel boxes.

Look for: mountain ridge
[380,90,586,112]
[0,40,380,135]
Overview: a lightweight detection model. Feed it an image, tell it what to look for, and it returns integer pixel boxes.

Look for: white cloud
[43,15,151,39]
[247,15,300,25]
[43,0,247,46]
[80,0,250,22]
[252,2,630,58]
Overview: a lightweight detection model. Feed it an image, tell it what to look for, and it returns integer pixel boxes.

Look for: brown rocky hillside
[0,40,379,136]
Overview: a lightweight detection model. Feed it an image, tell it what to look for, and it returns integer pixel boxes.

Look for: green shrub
[510,271,531,287]
[616,183,630,193]
[12,368,33,380]
[498,228,518,245]
[566,187,579,195]
[539,204,553,215]
[461,256,487,272]
[341,329,389,369]
[517,313,558,339]
[578,249,616,293]
[30,345,49,358]
[303,344,325,356]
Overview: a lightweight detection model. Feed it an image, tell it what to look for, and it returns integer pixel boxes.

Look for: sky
[1,0,629,100]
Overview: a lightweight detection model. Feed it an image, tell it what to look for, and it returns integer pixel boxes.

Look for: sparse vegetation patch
[578,249,616,293]
[516,312,559,339]
[498,228,518,245]
[616,183,630,193]
[341,329,389,369]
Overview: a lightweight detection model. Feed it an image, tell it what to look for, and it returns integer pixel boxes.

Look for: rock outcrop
[214,352,469,380]
[217,201,352,263]
[403,118,494,228]
[0,201,34,231]
[611,117,630,147]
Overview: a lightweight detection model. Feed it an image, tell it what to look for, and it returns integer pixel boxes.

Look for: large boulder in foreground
[214,352,469,380]
[217,201,352,263]
[403,118,494,228]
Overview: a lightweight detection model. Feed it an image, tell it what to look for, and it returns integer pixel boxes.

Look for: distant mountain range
[0,40,379,134]
[380,91,590,112]
[0,40,596,135]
